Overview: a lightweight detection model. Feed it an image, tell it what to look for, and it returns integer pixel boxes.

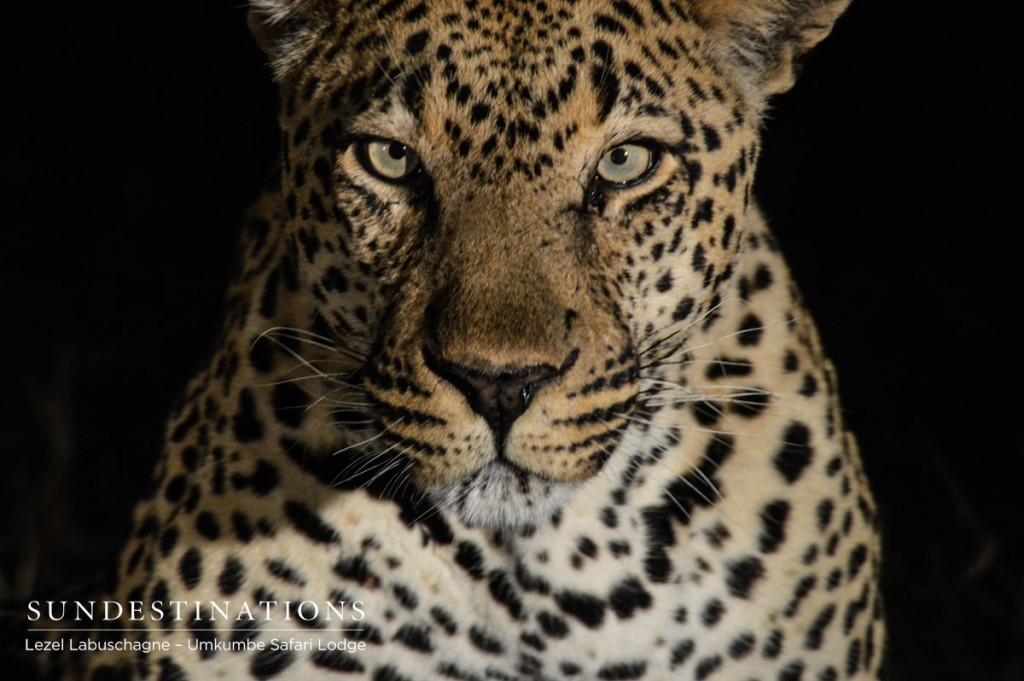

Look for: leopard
[45,0,886,679]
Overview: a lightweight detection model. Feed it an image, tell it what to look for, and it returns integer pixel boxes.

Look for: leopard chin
[426,459,580,529]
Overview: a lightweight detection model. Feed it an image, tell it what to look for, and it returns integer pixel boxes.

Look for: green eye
[596,144,655,185]
[361,139,420,181]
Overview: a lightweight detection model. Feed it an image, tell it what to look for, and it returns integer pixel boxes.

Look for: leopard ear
[247,0,333,78]
[688,0,851,99]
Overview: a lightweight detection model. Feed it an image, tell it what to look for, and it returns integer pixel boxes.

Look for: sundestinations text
[27,600,365,623]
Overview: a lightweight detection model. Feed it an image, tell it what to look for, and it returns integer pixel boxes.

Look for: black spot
[779,660,805,681]
[759,499,791,554]
[691,399,721,426]
[179,548,201,589]
[590,64,620,122]
[762,629,784,659]
[471,103,491,122]
[691,243,706,271]
[701,598,725,627]
[251,459,280,496]
[774,422,813,483]
[520,631,546,652]
[694,655,721,680]
[283,500,340,544]
[577,537,598,558]
[660,435,734,526]
[655,271,672,292]
[374,666,414,681]
[701,124,721,151]
[180,446,199,472]
[597,661,646,680]
[164,475,187,503]
[488,569,524,620]
[430,606,458,635]
[691,199,714,230]
[594,14,627,35]
[554,589,605,628]
[271,383,308,429]
[672,296,695,321]
[737,313,763,346]
[233,389,263,443]
[721,215,736,250]
[754,264,773,290]
[468,625,504,655]
[786,575,818,617]
[669,639,694,668]
[232,512,254,542]
[846,638,863,676]
[816,499,835,531]
[538,611,569,638]
[783,350,799,372]
[392,583,418,610]
[157,658,188,681]
[728,632,756,659]
[641,506,674,583]
[195,512,220,540]
[610,0,644,26]
[726,555,765,599]
[608,576,652,619]
[454,540,486,579]
[250,647,294,679]
[393,624,433,652]
[705,358,752,380]
[334,555,379,586]
[170,406,198,443]
[266,558,307,586]
[848,544,868,579]
[183,485,200,514]
[311,649,364,673]
[159,527,178,557]
[322,266,348,294]
[218,556,245,595]
[249,336,275,374]
[404,30,429,55]
[805,603,837,650]
[799,373,818,397]
[730,389,770,417]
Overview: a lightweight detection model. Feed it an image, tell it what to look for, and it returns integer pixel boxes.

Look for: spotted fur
[55,1,883,678]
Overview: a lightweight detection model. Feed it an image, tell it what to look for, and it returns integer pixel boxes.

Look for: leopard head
[248,0,849,527]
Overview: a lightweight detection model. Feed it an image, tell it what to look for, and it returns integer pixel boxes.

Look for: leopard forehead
[273,0,754,186]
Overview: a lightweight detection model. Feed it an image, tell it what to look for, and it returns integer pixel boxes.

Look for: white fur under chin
[428,462,579,530]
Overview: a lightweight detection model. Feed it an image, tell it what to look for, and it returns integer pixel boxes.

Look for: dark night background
[1,2,1019,679]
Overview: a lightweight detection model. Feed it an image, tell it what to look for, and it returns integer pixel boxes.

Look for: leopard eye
[596,144,656,185]
[360,139,421,181]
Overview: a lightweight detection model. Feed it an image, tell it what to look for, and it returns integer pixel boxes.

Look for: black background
[1,2,1019,679]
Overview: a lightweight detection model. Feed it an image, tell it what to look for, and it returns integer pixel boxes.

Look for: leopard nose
[423,349,559,448]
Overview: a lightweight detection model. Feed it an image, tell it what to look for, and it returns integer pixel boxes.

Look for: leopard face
[253,0,829,528]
